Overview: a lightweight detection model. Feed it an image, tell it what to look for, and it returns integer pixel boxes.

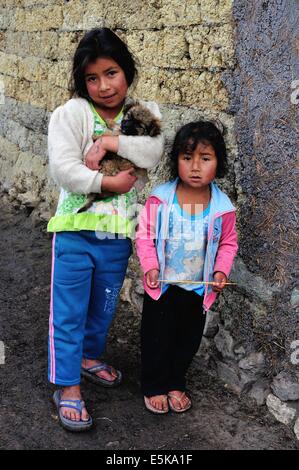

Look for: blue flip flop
[81,363,122,388]
[53,389,93,432]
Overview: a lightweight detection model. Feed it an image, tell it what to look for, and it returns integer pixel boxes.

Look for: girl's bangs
[180,136,211,154]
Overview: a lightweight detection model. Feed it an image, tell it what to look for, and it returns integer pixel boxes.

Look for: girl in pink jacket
[135,121,238,415]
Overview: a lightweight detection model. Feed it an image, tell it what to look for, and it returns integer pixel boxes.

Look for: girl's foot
[168,391,192,413]
[60,385,90,422]
[144,395,169,414]
[81,358,118,382]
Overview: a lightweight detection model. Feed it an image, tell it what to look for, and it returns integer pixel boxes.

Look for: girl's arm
[102,101,164,169]
[135,196,161,274]
[48,102,104,194]
[213,212,238,278]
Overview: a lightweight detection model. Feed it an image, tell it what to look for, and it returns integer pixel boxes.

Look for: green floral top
[47,102,138,238]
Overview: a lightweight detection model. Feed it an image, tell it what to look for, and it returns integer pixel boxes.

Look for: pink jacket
[135,180,238,312]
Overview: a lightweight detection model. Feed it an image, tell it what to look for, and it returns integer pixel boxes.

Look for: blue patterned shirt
[164,193,210,296]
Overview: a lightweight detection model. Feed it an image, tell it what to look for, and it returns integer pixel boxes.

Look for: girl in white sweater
[48,28,164,432]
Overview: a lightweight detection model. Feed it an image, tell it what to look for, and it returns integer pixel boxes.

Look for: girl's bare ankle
[62,385,81,397]
[82,357,95,368]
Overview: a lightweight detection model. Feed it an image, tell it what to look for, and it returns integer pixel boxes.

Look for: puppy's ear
[148,118,162,137]
[123,97,138,114]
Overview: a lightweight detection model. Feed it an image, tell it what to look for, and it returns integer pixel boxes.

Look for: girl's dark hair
[69,28,138,99]
[170,121,228,179]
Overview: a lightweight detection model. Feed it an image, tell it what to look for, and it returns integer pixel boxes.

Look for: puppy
[77,99,161,213]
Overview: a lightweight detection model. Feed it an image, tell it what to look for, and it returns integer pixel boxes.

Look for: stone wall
[214,0,299,438]
[0,0,235,222]
[0,0,298,440]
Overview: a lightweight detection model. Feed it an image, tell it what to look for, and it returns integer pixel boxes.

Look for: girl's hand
[85,139,106,170]
[101,168,137,194]
[212,271,227,293]
[145,269,160,289]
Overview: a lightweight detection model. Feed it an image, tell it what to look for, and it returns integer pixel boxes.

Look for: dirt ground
[0,201,298,451]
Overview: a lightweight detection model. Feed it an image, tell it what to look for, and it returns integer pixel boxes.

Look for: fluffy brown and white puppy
[78,99,161,212]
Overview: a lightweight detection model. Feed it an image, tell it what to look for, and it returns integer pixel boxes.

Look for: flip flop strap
[168,392,186,403]
[84,363,113,373]
[59,399,85,412]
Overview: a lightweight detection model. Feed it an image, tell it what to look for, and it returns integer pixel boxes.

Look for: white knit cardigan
[48,97,164,194]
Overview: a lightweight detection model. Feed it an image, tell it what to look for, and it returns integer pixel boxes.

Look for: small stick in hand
[158,280,236,285]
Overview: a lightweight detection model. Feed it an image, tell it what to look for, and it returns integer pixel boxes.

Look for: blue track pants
[48,231,131,385]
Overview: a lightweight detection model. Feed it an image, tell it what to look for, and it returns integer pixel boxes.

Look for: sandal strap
[168,392,188,403]
[83,363,113,374]
[59,399,85,413]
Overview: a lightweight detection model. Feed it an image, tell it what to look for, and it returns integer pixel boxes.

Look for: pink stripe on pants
[49,233,56,383]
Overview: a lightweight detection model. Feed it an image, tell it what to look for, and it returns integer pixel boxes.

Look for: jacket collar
[151,178,236,216]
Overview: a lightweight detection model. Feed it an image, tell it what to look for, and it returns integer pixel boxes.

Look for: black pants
[141,285,206,397]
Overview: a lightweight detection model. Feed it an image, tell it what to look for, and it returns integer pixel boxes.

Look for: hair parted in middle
[169,120,228,179]
[69,27,138,100]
